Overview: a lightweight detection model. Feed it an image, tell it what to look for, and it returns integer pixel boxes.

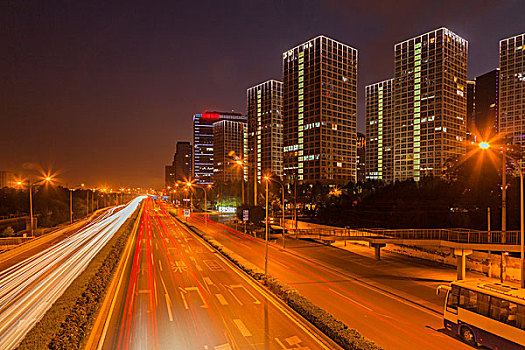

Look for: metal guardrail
[0,237,32,247]
[289,228,522,245]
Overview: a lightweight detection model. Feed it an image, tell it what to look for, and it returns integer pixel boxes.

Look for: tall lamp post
[480,142,524,288]
[19,176,52,237]
[235,159,245,205]
[187,182,212,225]
[267,177,286,249]
[264,176,269,275]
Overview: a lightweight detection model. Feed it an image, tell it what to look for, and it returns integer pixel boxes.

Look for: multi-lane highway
[185,212,475,349]
[95,199,338,350]
[0,197,144,350]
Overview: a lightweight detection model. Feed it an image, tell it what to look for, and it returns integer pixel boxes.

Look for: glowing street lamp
[479,141,524,288]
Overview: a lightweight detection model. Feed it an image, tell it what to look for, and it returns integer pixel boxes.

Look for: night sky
[2,0,524,188]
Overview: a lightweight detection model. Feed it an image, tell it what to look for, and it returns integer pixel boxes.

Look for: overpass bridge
[287,227,522,279]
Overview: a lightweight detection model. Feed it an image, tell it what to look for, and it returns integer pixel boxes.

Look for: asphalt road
[185,212,476,350]
[99,199,338,350]
[0,197,143,350]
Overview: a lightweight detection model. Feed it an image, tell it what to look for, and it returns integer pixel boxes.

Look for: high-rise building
[282,35,358,184]
[165,142,192,188]
[173,141,192,182]
[356,132,366,182]
[213,120,247,183]
[466,80,476,141]
[193,111,247,184]
[499,33,524,166]
[473,69,500,140]
[365,79,394,182]
[393,28,468,181]
[165,165,175,189]
[247,80,283,187]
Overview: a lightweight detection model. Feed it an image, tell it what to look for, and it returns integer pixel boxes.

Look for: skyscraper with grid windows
[366,79,394,182]
[393,28,468,181]
[247,80,283,183]
[499,33,525,167]
[282,35,358,184]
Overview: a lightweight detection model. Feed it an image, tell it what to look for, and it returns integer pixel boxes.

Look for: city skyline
[2,1,524,187]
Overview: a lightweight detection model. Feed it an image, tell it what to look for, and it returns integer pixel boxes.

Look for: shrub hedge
[17,208,140,350]
[171,212,382,350]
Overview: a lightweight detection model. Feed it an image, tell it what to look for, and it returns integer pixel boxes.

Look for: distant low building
[0,171,16,189]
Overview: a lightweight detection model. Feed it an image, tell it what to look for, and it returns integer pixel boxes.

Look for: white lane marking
[328,288,372,311]
[233,319,252,337]
[179,286,208,309]
[190,256,203,271]
[203,277,214,286]
[215,293,228,305]
[225,284,260,304]
[275,338,290,350]
[165,293,174,321]
[158,260,163,272]
[214,344,232,350]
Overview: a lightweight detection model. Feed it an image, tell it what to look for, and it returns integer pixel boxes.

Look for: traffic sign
[243,209,249,221]
[184,209,190,217]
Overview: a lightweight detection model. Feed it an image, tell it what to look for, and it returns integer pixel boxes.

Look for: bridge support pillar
[454,249,473,280]
[371,243,386,260]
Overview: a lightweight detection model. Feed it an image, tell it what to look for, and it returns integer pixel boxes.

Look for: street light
[188,183,212,225]
[25,176,53,237]
[234,159,245,205]
[479,142,524,288]
[266,176,286,249]
[264,176,270,275]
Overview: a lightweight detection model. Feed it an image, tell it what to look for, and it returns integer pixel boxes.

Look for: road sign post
[184,209,190,223]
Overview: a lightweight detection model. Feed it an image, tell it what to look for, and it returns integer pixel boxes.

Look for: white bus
[437,279,525,349]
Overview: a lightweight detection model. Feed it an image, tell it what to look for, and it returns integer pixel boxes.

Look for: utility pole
[29,180,33,238]
[70,188,73,224]
[265,177,269,276]
[501,151,506,283]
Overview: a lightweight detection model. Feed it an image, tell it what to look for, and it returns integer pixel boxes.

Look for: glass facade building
[193,111,247,184]
[247,80,283,184]
[282,35,358,184]
[500,33,525,167]
[213,120,247,183]
[393,28,468,181]
[365,79,394,182]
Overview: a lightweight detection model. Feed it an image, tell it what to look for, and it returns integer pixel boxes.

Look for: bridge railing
[289,227,521,245]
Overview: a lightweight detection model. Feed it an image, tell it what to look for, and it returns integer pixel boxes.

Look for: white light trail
[0,196,145,350]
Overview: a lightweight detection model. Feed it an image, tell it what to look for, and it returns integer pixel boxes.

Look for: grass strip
[172,212,381,350]
[16,207,140,350]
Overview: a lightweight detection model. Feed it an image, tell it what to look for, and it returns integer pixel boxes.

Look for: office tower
[164,165,175,189]
[173,141,192,182]
[193,111,247,184]
[499,33,524,166]
[247,80,283,189]
[466,80,476,141]
[393,28,468,181]
[282,35,358,184]
[213,120,247,182]
[473,69,500,140]
[365,79,394,182]
[356,132,366,182]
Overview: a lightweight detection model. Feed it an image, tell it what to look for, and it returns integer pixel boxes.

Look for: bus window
[490,297,504,321]
[506,301,518,327]
[459,288,478,312]
[476,293,490,316]
[447,285,459,309]
[517,305,525,330]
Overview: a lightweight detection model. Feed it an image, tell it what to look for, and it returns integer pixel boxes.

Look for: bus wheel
[460,326,476,346]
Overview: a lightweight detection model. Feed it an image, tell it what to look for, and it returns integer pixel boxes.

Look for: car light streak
[0,196,145,350]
